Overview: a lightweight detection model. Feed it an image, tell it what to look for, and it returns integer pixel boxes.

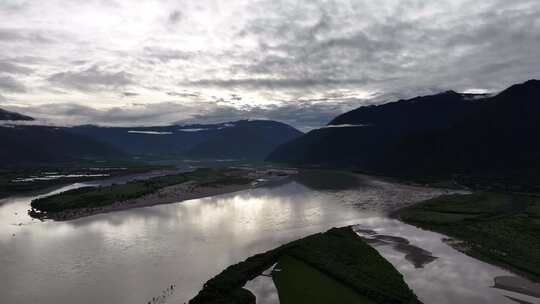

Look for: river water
[1,172,538,304]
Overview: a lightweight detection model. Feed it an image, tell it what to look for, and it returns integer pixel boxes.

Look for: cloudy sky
[0,0,539,130]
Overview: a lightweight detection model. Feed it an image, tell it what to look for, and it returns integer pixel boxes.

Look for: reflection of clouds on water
[352,220,539,304]
[354,227,438,268]
[244,265,280,304]
[146,284,176,304]
[0,171,530,304]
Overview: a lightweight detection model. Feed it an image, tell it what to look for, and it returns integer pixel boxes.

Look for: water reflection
[1,174,536,304]
[352,220,540,304]
[244,265,280,304]
[354,228,438,268]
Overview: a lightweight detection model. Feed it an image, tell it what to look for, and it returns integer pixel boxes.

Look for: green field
[189,227,420,304]
[396,192,540,281]
[30,168,251,214]
[273,255,376,304]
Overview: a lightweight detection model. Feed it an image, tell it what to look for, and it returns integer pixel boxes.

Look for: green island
[30,168,253,220]
[395,192,540,281]
[189,227,421,304]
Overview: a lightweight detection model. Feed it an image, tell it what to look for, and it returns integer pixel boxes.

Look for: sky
[0,0,539,130]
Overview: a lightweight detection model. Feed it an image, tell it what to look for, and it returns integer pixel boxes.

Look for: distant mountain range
[0,114,302,166]
[268,79,540,189]
[0,108,34,121]
[68,120,302,160]
[0,125,121,166]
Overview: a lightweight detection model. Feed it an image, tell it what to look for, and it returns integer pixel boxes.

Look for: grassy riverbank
[190,227,421,304]
[30,168,251,217]
[396,192,540,281]
[273,255,376,304]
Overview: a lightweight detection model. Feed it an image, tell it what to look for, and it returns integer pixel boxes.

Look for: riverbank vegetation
[189,227,421,304]
[30,168,251,214]
[396,192,540,281]
[273,255,376,304]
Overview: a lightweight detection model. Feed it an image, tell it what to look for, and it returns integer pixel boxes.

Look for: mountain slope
[68,120,303,160]
[67,124,212,157]
[268,79,540,187]
[382,80,540,177]
[268,90,484,166]
[329,90,483,133]
[0,108,34,121]
[0,125,122,166]
[185,120,302,160]
[0,116,302,165]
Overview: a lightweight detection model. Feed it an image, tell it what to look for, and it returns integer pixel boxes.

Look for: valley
[1,79,539,304]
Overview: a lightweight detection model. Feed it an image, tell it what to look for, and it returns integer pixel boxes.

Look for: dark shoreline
[29,182,253,221]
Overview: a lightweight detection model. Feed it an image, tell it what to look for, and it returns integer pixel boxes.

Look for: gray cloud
[48,65,134,92]
[0,2,28,12]
[0,75,26,92]
[182,77,372,89]
[4,96,365,131]
[229,0,540,95]
[166,91,200,97]
[142,47,195,63]
[181,101,362,131]
[0,0,539,129]
[0,60,33,74]
[0,28,54,44]
[168,10,182,24]
[3,103,185,127]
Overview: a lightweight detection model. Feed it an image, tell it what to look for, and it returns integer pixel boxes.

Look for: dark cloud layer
[0,75,27,92]
[48,65,134,92]
[168,10,182,24]
[183,77,372,89]
[5,98,361,131]
[0,62,32,75]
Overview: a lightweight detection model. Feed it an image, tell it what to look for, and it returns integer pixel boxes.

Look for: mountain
[184,120,302,159]
[0,118,301,166]
[0,125,121,167]
[66,124,209,157]
[268,79,540,188]
[384,79,540,178]
[268,90,484,166]
[68,120,303,160]
[0,108,34,121]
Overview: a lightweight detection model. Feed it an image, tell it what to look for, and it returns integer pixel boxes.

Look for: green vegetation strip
[396,193,540,281]
[30,168,250,213]
[189,227,420,304]
[273,254,376,304]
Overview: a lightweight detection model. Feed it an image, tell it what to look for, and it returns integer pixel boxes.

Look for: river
[1,171,538,304]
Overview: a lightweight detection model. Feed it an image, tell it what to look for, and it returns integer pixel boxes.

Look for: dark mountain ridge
[0,125,121,166]
[69,120,303,160]
[1,119,302,166]
[329,90,482,132]
[0,108,34,121]
[268,79,540,190]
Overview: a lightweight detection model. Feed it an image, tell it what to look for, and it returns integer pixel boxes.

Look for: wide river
[1,171,538,304]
